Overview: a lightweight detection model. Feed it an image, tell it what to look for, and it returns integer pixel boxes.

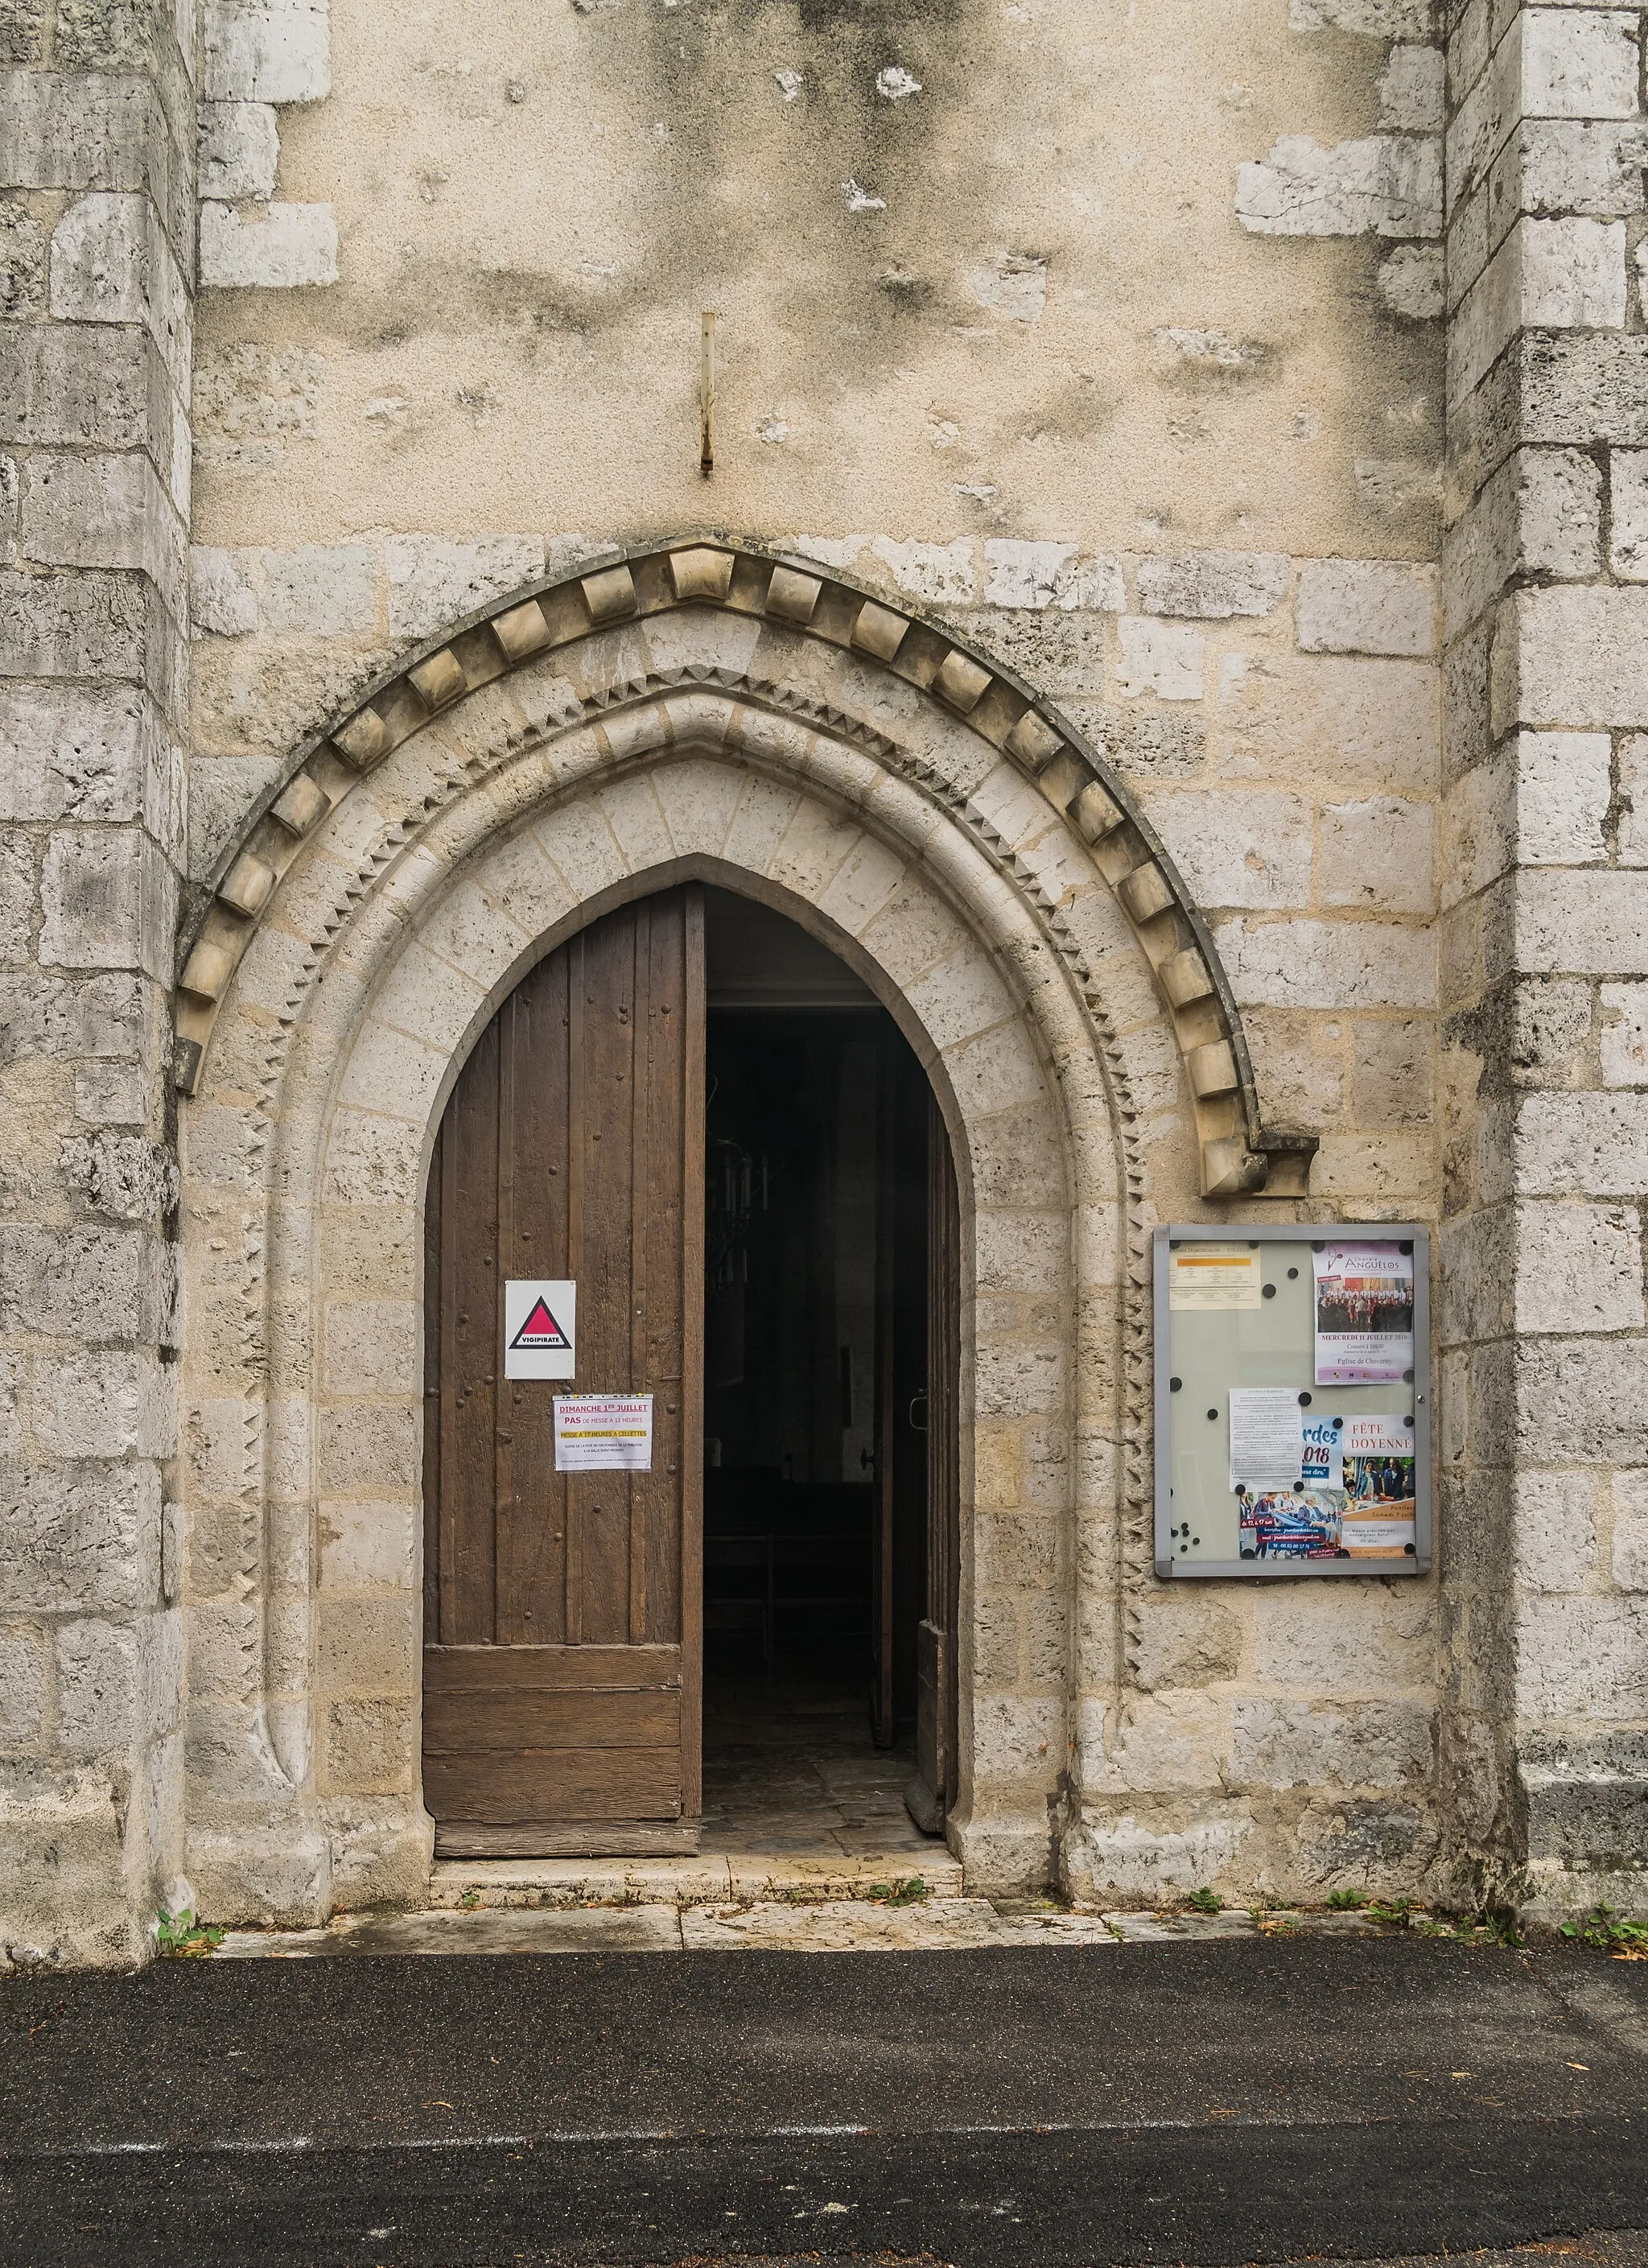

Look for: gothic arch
[176,538,1314,1201]
[175,539,1310,1922]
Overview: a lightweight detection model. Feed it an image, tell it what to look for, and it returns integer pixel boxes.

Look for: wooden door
[869,1033,897,1749]
[909,1090,960,1828]
[422,888,705,1857]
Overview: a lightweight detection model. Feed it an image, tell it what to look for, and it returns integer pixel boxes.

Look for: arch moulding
[177,536,1316,1202]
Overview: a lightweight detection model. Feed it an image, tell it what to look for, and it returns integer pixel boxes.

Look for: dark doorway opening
[698,889,955,1859]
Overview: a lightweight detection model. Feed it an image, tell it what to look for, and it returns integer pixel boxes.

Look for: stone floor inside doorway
[698,1652,937,1866]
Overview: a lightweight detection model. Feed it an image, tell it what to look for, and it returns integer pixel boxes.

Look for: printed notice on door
[554,1395,653,1473]
[1168,1244,1263,1310]
[1312,1243,1415,1385]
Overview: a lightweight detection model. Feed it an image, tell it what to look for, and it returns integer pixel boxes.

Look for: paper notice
[1339,1412,1416,1559]
[553,1394,653,1473]
[1301,1412,1345,1490]
[1169,1245,1263,1311]
[1312,1242,1415,1386]
[1228,1387,1305,1491]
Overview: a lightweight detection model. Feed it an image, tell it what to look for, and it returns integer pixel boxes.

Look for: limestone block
[1378,245,1444,320]
[866,534,975,605]
[1351,1018,1433,1128]
[259,543,377,634]
[31,1350,170,1459]
[0,1624,45,1753]
[1601,982,1648,1087]
[1494,585,1648,733]
[61,1130,178,1220]
[1378,43,1445,132]
[1611,1469,1648,1590]
[199,200,338,289]
[1250,1585,1434,1693]
[1512,1468,1597,1594]
[1146,789,1312,911]
[1522,8,1641,122]
[323,1697,413,1792]
[0,196,46,325]
[0,1457,159,1614]
[383,534,545,641]
[198,102,279,200]
[0,324,151,451]
[1289,0,1430,29]
[323,1300,418,1397]
[1518,1595,1648,1718]
[1114,616,1203,701]
[204,0,329,103]
[19,451,151,573]
[1217,653,1438,791]
[1517,1091,1648,1197]
[0,683,146,824]
[1246,1012,1345,1126]
[1514,871,1648,975]
[1516,730,1610,865]
[1517,1202,1646,1334]
[1216,916,1434,1009]
[981,542,1123,612]
[1296,559,1436,657]
[1235,135,1441,239]
[1069,1808,1255,1899]
[54,1619,138,1758]
[318,1500,415,1591]
[1610,452,1648,580]
[1317,798,1434,913]
[1518,119,1648,218]
[74,1062,149,1127]
[40,828,171,975]
[1135,551,1288,621]
[1518,1338,1648,1466]
[48,191,143,323]
[190,545,259,636]
[1229,1700,1432,1791]
[1444,450,1601,633]
[1464,220,1628,402]
[315,1594,418,1696]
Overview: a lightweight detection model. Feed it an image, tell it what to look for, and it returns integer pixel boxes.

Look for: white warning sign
[554,1395,653,1473]
[505,1279,576,1380]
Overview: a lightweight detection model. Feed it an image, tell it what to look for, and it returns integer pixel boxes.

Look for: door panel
[422,888,705,1857]
[910,1088,961,1828]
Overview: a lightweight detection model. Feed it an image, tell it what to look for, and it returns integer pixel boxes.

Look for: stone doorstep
[211,1901,1390,1959]
[426,1851,966,1909]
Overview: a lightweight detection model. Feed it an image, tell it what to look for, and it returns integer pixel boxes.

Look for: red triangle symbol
[510,1297,570,1350]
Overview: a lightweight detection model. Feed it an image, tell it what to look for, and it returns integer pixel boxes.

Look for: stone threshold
[212,1899,1401,1958]
[426,1850,966,1907]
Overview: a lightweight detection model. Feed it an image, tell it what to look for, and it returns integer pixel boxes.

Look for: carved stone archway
[176,539,1311,1922]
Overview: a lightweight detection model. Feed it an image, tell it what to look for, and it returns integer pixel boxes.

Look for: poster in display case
[1153,1224,1431,1580]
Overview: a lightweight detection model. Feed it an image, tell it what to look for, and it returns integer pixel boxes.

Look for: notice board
[1153,1223,1431,1580]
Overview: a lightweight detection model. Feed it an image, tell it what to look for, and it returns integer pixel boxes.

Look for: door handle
[860,1447,876,1474]
[908,1390,929,1433]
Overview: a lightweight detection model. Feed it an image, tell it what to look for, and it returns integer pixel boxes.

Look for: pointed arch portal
[175,536,1316,1922]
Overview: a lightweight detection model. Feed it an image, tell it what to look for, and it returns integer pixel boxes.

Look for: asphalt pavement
[2,1935,1646,2268]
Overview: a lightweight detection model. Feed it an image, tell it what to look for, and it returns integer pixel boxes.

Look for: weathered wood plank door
[909,1090,960,1828]
[422,888,705,1857]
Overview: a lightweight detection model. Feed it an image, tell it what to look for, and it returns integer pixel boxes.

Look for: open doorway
[419,880,956,1861]
[698,889,956,1858]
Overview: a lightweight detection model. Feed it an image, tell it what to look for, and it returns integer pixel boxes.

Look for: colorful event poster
[1238,1489,1342,1561]
[1312,1241,1415,1385]
[1339,1413,1416,1559]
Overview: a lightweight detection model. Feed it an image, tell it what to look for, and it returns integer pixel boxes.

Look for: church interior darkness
[698,889,938,1858]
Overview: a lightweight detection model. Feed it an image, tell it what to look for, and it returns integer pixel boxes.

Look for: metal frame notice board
[1154,1223,1431,1581]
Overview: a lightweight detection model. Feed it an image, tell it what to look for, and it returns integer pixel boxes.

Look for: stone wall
[1440,0,1648,1918]
[0,2,193,1964]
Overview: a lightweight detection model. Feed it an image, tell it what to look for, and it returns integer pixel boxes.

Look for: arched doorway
[419,881,959,1861]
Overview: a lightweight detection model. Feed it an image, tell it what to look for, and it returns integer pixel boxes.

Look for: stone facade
[0,0,1644,1964]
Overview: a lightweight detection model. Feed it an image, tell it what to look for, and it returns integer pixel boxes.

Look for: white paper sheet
[553,1394,653,1472]
[1227,1387,1305,1490]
